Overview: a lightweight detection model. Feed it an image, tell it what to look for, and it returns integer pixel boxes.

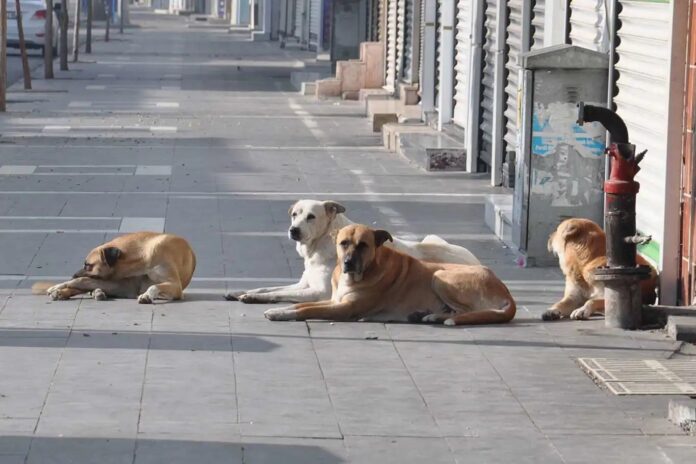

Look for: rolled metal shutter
[309,0,321,48]
[531,0,544,49]
[614,0,670,261]
[401,0,415,83]
[396,0,406,82]
[568,0,609,52]
[503,0,525,158]
[452,0,471,127]
[386,0,398,90]
[434,0,442,109]
[294,0,304,39]
[478,0,497,166]
[418,0,426,84]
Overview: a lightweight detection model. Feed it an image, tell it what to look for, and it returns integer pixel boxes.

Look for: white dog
[224,200,480,304]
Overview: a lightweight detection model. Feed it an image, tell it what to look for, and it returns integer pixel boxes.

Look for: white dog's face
[288,200,346,243]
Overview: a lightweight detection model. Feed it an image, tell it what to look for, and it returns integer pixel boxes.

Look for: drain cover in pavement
[578,358,696,395]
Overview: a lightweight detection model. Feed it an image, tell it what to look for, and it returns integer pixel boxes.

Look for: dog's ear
[373,229,393,248]
[288,202,297,216]
[561,223,581,242]
[323,201,346,218]
[101,247,122,267]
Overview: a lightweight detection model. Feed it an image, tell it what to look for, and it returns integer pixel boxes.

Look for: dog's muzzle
[289,227,302,241]
[342,256,358,274]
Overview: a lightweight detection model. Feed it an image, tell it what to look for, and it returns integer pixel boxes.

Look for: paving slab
[0,6,692,464]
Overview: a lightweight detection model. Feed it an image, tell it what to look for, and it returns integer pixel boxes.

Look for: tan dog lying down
[33,232,196,304]
[264,225,516,326]
[226,199,480,304]
[542,218,657,321]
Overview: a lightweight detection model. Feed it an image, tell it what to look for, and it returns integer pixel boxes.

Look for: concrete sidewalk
[0,7,694,463]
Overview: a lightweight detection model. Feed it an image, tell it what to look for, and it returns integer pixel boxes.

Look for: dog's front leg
[226,281,307,302]
[570,298,605,320]
[265,301,359,321]
[46,277,99,300]
[542,279,586,321]
[238,285,330,304]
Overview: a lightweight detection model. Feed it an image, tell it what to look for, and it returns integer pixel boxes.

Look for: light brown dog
[542,218,657,321]
[264,224,516,325]
[33,232,196,304]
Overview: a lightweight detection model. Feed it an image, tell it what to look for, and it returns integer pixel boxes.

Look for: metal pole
[104,0,110,42]
[59,0,68,70]
[0,0,6,112]
[44,0,54,78]
[86,0,92,53]
[71,0,80,62]
[15,0,32,88]
[119,0,123,34]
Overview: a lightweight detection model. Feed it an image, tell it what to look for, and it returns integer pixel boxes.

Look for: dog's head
[548,218,605,260]
[335,224,393,282]
[73,246,122,279]
[287,199,346,243]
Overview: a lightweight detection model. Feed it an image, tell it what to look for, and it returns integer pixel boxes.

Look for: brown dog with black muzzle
[33,232,196,304]
[542,218,657,321]
[264,224,516,325]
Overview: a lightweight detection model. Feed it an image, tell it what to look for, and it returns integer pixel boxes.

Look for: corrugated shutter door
[569,0,609,52]
[309,0,321,47]
[396,0,406,82]
[479,0,497,166]
[418,0,426,84]
[503,0,524,157]
[615,0,670,261]
[402,0,415,82]
[532,0,544,49]
[452,0,471,126]
[294,0,304,39]
[386,0,398,90]
[435,0,442,108]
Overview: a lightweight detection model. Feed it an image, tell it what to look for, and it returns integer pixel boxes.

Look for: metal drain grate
[578,358,696,395]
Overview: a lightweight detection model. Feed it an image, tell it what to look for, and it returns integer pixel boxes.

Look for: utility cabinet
[512,45,608,266]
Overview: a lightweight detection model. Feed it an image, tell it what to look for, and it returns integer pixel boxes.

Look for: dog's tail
[31,282,55,295]
[421,234,447,245]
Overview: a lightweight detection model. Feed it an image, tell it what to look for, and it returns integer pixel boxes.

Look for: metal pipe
[577,102,628,144]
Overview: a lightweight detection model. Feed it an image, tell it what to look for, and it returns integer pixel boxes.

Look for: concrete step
[485,193,514,247]
[290,70,332,92]
[668,399,696,434]
[666,314,696,342]
[397,128,467,171]
[382,123,432,152]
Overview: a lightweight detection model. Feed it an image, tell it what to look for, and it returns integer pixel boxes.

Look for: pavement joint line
[155,102,180,108]
[0,229,121,234]
[38,125,178,133]
[119,217,166,233]
[0,165,37,174]
[161,85,181,91]
[0,275,296,282]
[68,102,93,108]
[97,74,116,78]
[85,85,106,90]
[0,216,120,220]
[0,191,490,198]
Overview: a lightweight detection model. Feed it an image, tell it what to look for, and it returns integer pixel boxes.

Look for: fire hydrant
[577,103,652,329]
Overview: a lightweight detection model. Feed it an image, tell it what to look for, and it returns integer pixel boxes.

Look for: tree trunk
[71,0,80,62]
[104,0,110,42]
[15,0,32,89]
[59,0,68,70]
[86,0,92,53]
[44,0,54,78]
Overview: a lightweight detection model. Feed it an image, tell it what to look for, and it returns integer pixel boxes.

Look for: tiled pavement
[0,7,694,463]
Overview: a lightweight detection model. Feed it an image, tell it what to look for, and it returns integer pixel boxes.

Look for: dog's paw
[239,293,272,304]
[264,307,297,321]
[92,289,107,301]
[46,283,66,295]
[541,309,562,321]
[49,288,69,301]
[224,291,244,301]
[443,318,457,326]
[137,293,153,304]
[421,314,442,324]
[570,307,591,320]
